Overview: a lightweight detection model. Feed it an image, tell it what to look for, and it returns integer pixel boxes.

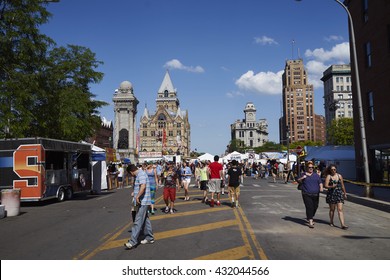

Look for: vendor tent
[91,144,108,192]
[224,151,243,161]
[305,146,356,179]
[197,153,214,162]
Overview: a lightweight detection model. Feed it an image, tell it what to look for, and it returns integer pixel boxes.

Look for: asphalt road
[0,176,389,260]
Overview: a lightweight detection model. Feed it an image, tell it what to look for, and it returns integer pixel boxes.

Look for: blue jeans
[129,205,154,245]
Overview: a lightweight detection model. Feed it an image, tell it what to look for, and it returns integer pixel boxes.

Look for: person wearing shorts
[163,165,179,214]
[199,162,209,203]
[207,155,223,207]
[227,160,243,208]
[181,161,192,201]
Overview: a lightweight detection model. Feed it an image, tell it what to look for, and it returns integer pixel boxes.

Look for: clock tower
[244,102,256,122]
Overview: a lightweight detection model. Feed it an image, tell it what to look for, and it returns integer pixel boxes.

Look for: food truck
[0,138,92,202]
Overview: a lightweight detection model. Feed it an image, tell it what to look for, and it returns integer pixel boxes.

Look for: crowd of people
[122,156,349,250]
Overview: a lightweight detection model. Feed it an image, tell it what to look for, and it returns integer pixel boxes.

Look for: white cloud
[254,35,278,45]
[235,70,283,95]
[305,60,330,88]
[304,42,351,88]
[324,35,344,42]
[163,59,205,73]
[305,42,350,62]
[226,91,245,98]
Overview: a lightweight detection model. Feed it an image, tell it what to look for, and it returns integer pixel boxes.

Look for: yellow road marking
[77,190,268,260]
[96,219,238,251]
[233,209,255,260]
[237,206,268,260]
[150,206,230,220]
[78,221,131,260]
[193,245,249,260]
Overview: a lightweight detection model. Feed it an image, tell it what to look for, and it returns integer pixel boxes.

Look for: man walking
[208,155,223,207]
[124,164,154,250]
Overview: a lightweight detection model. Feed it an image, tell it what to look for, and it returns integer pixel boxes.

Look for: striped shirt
[134,169,151,206]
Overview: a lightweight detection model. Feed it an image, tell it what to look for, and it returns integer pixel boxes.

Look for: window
[363,0,368,23]
[388,25,390,53]
[365,42,372,67]
[368,91,375,121]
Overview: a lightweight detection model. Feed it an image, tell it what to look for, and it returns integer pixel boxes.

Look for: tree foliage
[327,118,354,145]
[0,0,107,141]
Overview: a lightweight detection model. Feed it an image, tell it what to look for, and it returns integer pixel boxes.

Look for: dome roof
[245,102,256,110]
[119,81,133,91]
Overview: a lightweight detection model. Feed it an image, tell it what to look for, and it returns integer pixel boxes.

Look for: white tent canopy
[197,153,215,162]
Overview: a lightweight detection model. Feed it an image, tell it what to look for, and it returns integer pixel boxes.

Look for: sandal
[329,223,334,227]
[341,225,349,230]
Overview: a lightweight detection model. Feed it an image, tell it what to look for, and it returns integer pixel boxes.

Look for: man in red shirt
[207,155,224,207]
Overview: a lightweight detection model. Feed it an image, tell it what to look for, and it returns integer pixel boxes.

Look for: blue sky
[41,0,351,155]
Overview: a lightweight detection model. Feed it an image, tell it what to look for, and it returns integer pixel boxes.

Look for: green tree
[228,139,246,153]
[0,0,54,137]
[0,0,107,141]
[327,118,354,145]
[254,141,283,153]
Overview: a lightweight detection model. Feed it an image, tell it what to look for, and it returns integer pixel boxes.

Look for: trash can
[1,189,21,217]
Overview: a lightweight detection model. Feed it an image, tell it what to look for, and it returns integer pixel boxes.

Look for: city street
[0,176,389,260]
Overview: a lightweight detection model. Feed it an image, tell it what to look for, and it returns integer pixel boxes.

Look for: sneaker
[216,201,221,206]
[140,239,155,245]
[210,199,214,207]
[151,209,155,215]
[164,207,169,213]
[124,242,134,249]
[231,202,235,208]
[170,209,174,214]
[235,201,239,207]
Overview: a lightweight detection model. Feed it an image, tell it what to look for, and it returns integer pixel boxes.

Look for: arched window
[164,90,169,98]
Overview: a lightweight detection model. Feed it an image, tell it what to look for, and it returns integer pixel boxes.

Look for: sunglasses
[308,166,314,169]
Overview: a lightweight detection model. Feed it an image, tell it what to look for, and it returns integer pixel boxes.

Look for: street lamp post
[296,0,370,190]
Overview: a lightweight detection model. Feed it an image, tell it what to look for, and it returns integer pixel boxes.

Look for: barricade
[1,189,21,217]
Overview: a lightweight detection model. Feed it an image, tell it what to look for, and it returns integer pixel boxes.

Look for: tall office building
[321,64,353,129]
[280,59,315,145]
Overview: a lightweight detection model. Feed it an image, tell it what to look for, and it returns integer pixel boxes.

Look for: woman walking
[324,164,348,229]
[181,161,192,201]
[297,162,323,228]
[145,162,158,215]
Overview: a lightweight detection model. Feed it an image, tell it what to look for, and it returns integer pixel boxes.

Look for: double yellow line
[75,190,268,260]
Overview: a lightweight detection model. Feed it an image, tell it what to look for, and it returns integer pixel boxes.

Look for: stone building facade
[230,102,268,149]
[112,81,138,163]
[139,71,191,159]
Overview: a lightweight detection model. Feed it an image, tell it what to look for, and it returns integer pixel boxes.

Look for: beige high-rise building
[280,59,315,145]
[321,64,353,128]
[139,71,191,160]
